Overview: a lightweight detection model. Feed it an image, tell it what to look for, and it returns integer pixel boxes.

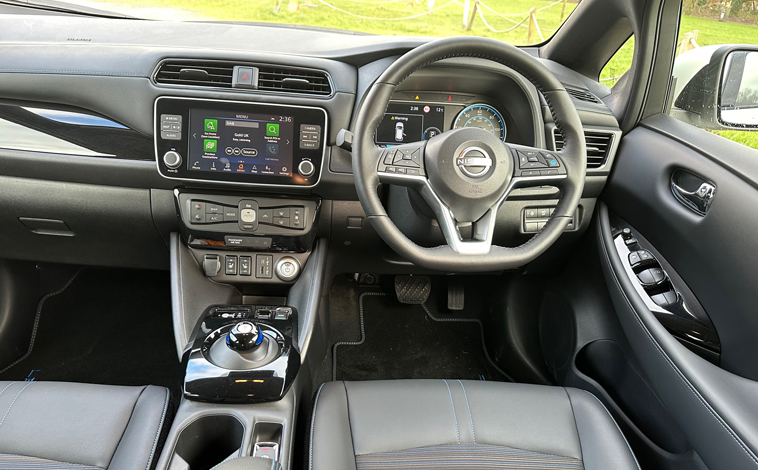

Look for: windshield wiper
[0,0,141,19]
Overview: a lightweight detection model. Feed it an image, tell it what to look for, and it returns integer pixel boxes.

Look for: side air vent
[565,87,601,104]
[553,129,614,169]
[155,60,234,88]
[257,66,332,95]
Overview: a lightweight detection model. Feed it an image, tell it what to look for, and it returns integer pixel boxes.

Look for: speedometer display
[452,104,506,141]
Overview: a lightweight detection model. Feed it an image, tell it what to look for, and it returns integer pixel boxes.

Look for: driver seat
[309,380,639,470]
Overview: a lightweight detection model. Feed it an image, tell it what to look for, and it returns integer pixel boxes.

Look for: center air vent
[553,129,614,169]
[257,66,332,95]
[155,60,234,88]
[565,87,601,104]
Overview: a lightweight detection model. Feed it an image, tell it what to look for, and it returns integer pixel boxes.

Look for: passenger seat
[0,381,169,470]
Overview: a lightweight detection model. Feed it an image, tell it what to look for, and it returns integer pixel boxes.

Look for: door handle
[671,170,716,216]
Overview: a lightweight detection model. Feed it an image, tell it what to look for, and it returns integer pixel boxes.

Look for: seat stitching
[441,379,460,444]
[0,382,33,429]
[597,217,758,465]
[455,380,476,444]
[309,382,326,470]
[145,387,170,470]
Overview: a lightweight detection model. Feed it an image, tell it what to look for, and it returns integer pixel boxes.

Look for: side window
[669,6,758,149]
[601,36,635,87]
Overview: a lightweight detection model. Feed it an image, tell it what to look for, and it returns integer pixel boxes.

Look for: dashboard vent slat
[565,87,601,104]
[155,60,233,88]
[257,65,332,95]
[553,129,614,169]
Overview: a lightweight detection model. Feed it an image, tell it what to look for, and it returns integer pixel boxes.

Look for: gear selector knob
[226,321,262,351]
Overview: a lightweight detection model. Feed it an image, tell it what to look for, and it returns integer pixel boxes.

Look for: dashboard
[0,13,622,271]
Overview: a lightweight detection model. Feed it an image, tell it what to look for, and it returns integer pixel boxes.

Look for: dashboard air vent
[553,129,614,169]
[257,66,332,95]
[155,61,234,88]
[565,87,601,104]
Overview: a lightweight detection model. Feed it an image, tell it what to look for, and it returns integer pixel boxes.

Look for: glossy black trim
[182,304,300,403]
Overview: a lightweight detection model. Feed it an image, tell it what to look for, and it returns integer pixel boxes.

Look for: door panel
[599,113,758,470]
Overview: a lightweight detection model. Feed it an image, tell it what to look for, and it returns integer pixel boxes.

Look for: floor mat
[0,268,183,392]
[333,292,511,382]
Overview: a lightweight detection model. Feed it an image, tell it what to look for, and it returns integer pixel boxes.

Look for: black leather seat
[0,381,169,470]
[310,380,639,470]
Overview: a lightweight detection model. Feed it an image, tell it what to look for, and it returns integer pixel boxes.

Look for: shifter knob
[226,321,263,351]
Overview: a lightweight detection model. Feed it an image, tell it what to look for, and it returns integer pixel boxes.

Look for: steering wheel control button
[275,257,301,281]
[238,200,259,231]
[542,152,561,167]
[457,147,493,178]
[163,150,183,169]
[298,160,316,177]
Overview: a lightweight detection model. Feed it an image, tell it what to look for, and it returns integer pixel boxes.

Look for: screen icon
[266,143,279,156]
[204,119,218,133]
[266,123,280,137]
[204,139,217,153]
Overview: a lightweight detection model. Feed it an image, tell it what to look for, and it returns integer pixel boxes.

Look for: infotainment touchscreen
[188,109,294,177]
[154,97,327,187]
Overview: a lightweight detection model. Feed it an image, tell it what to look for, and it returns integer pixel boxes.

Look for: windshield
[52,0,577,45]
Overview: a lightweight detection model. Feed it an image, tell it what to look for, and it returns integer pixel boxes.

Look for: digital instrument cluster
[376,100,507,146]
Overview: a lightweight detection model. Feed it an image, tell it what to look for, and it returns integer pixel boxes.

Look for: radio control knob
[163,151,182,169]
[298,160,315,178]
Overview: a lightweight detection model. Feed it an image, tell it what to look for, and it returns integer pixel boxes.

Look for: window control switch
[637,267,666,287]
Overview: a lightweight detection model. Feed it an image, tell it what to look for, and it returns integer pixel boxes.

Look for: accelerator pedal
[394,275,431,304]
[447,279,464,311]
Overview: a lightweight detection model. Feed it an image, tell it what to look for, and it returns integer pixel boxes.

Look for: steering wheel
[352,37,586,272]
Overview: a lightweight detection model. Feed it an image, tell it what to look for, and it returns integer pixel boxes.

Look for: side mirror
[672,45,758,131]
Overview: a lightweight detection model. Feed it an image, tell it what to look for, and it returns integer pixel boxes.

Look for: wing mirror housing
[672,44,758,131]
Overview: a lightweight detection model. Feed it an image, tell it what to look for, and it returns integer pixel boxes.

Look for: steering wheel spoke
[417,183,498,255]
[508,144,568,189]
[376,141,427,186]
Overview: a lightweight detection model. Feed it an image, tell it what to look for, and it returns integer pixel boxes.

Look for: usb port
[256,309,272,320]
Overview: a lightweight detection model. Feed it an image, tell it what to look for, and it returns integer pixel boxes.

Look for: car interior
[0,0,757,468]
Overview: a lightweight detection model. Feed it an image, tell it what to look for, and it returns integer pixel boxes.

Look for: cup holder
[168,415,244,470]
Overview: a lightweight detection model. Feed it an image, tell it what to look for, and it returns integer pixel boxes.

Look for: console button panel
[177,191,320,253]
[522,206,577,233]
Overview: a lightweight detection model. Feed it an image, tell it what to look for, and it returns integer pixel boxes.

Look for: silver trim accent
[377,171,567,254]
[153,96,328,189]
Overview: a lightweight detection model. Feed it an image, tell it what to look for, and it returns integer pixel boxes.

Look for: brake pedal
[447,280,464,311]
[394,275,431,304]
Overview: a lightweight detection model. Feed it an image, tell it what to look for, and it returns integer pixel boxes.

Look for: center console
[156,96,330,470]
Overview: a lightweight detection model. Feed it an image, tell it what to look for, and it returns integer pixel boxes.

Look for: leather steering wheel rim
[352,36,586,272]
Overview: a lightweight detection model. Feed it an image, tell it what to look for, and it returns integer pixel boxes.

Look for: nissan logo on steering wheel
[456,146,493,178]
